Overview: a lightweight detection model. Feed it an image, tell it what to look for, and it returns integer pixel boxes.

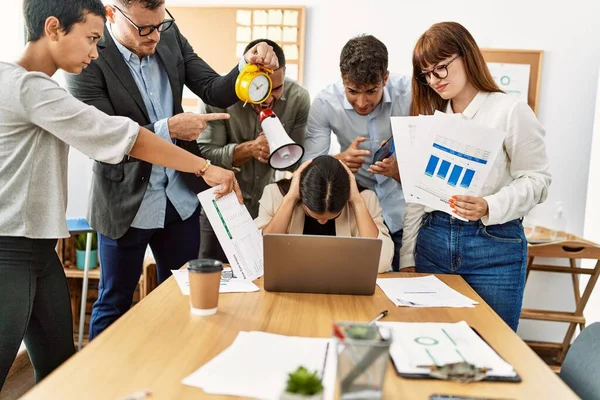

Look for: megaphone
[259,109,304,170]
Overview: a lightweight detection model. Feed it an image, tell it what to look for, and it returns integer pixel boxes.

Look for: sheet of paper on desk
[197,187,264,281]
[376,275,478,308]
[378,321,516,378]
[182,331,337,400]
[170,269,259,295]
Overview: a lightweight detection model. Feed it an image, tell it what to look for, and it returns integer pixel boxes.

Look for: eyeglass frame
[113,5,175,37]
[416,55,460,86]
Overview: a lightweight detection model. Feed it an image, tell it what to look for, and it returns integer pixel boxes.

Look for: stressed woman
[255,155,394,273]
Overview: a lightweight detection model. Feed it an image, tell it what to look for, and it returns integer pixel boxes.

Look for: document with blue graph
[392,112,505,219]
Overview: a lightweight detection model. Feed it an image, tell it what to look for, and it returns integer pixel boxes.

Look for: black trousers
[0,237,75,392]
[199,209,228,263]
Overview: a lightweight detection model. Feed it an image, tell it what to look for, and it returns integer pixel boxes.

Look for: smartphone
[373,137,395,163]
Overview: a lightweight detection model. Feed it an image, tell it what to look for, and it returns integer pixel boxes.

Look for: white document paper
[252,26,268,41]
[379,321,516,378]
[392,112,505,218]
[182,331,337,400]
[171,269,260,295]
[283,10,299,26]
[487,62,530,104]
[236,10,252,26]
[376,275,478,308]
[268,9,283,25]
[236,26,252,42]
[282,27,298,42]
[267,26,282,41]
[197,188,264,281]
[253,10,268,25]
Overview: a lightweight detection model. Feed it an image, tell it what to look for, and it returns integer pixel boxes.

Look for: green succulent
[285,366,324,396]
[74,232,98,251]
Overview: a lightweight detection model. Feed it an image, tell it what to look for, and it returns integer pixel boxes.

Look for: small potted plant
[74,232,98,270]
[280,366,324,400]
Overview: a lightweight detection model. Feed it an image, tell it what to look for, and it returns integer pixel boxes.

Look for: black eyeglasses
[114,5,175,37]
[416,55,460,85]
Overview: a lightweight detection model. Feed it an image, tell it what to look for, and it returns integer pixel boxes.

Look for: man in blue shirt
[66,0,279,339]
[302,35,411,271]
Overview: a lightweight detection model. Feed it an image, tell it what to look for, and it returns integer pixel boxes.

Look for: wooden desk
[22,274,577,400]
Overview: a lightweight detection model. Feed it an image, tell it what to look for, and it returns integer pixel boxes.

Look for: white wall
[583,71,600,325]
[0,1,24,61]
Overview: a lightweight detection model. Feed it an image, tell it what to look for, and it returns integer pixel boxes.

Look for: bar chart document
[392,112,505,217]
[198,188,264,281]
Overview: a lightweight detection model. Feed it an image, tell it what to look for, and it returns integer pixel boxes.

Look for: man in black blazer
[66,0,279,339]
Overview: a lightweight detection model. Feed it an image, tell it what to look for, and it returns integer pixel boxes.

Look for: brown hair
[410,22,502,116]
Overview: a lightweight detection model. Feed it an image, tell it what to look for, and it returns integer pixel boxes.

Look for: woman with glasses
[400,22,551,331]
[255,156,394,273]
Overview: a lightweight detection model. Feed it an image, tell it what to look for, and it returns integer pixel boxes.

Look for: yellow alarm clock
[235,64,273,105]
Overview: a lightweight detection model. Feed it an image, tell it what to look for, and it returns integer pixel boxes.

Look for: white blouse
[400,91,551,268]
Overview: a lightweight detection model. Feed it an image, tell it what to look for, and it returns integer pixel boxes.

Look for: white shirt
[400,91,551,268]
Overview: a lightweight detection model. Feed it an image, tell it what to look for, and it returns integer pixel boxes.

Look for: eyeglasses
[416,55,460,86]
[113,5,175,37]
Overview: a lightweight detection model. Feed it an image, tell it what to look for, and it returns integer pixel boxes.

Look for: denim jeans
[89,201,201,340]
[415,211,527,331]
[0,237,75,391]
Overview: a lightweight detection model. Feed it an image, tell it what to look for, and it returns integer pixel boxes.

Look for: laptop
[263,234,382,295]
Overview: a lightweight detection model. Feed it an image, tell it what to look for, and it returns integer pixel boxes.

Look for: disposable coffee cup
[187,259,223,316]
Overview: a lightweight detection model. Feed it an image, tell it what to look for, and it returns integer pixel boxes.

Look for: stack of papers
[391,112,505,219]
[379,321,517,378]
[182,331,337,400]
[376,276,478,308]
[171,269,260,294]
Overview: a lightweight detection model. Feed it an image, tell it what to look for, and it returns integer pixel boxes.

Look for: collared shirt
[197,78,310,218]
[109,27,198,229]
[400,91,552,267]
[302,74,412,233]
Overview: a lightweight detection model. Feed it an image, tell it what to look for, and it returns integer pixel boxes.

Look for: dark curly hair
[339,34,388,86]
[116,0,164,10]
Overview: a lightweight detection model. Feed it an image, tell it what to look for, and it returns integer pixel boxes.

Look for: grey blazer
[66,24,239,239]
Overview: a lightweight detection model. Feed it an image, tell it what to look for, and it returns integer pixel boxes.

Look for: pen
[120,389,152,400]
[368,310,388,324]
[403,291,437,294]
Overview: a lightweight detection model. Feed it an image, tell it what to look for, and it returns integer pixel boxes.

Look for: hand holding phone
[373,137,395,163]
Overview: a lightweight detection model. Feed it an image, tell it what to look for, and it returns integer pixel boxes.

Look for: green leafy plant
[285,366,323,396]
[74,233,98,251]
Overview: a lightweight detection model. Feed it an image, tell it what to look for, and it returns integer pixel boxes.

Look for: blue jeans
[415,212,527,331]
[89,201,201,340]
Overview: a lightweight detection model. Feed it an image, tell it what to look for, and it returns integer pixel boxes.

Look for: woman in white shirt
[400,22,551,331]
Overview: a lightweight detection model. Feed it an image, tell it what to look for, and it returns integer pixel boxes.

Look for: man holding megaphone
[197,39,310,262]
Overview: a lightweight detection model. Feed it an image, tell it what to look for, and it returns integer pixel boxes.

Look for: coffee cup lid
[187,259,223,273]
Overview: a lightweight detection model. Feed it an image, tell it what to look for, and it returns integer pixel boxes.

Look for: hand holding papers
[182,331,337,400]
[378,321,518,381]
[376,275,478,308]
[391,112,505,219]
[197,187,263,281]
